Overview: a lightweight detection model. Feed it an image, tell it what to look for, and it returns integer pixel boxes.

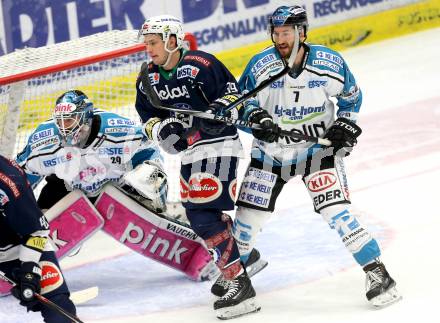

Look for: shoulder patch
[149,72,160,85]
[316,51,344,67]
[30,128,54,143]
[312,59,340,72]
[177,65,200,79]
[104,127,136,134]
[107,118,136,127]
[31,136,60,150]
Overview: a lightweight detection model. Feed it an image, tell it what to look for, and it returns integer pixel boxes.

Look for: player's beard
[277,43,293,59]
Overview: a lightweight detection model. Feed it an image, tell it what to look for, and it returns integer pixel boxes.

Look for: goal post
[0,30,197,202]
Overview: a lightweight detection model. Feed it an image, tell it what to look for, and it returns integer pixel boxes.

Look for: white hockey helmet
[140,15,185,51]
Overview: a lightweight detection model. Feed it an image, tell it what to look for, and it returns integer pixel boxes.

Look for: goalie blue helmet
[269,5,308,36]
[53,90,94,147]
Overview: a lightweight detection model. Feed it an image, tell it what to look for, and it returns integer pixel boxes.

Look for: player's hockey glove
[148,118,188,155]
[11,262,41,310]
[248,108,281,143]
[200,94,242,136]
[324,118,362,157]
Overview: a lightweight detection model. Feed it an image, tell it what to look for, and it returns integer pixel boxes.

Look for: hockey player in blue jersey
[16,89,167,212]
[0,155,76,322]
[136,15,260,319]
[225,5,401,308]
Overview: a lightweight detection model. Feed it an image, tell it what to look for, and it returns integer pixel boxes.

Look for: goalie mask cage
[0,30,198,203]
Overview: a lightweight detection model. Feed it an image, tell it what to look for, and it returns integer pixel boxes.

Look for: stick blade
[70,286,99,305]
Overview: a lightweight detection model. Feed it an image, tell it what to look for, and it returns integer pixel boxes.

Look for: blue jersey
[135,49,243,164]
[239,43,362,166]
[16,110,162,197]
[0,155,50,263]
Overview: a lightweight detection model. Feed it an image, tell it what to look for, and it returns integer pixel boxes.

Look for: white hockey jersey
[16,110,162,197]
[239,43,362,166]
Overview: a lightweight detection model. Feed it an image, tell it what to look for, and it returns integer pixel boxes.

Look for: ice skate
[211,248,268,297]
[364,261,402,308]
[214,272,260,320]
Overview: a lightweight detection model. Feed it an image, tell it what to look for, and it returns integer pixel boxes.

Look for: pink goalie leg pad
[45,191,104,259]
[95,185,214,281]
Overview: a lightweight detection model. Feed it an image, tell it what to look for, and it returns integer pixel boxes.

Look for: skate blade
[247,259,268,278]
[370,286,402,308]
[216,297,261,320]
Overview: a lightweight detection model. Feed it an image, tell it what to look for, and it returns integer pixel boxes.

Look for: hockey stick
[141,27,300,113]
[0,271,84,323]
[140,65,331,146]
[140,27,330,146]
[71,286,99,305]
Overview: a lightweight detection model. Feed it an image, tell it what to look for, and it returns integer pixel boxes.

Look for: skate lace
[221,279,240,300]
[365,267,384,291]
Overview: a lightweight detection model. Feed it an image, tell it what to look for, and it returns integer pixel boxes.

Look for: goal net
[0,30,197,203]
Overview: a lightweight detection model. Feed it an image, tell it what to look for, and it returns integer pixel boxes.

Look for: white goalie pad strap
[44,190,104,260]
[122,160,168,211]
[95,185,215,281]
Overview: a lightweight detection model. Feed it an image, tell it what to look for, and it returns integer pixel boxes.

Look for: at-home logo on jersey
[149,72,160,85]
[177,65,200,79]
[307,172,337,192]
[274,104,326,123]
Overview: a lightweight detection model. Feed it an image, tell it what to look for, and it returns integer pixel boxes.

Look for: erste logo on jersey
[42,152,73,167]
[188,173,222,203]
[177,65,200,79]
[308,80,327,88]
[40,261,64,294]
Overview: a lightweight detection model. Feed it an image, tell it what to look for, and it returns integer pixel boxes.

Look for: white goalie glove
[120,160,168,213]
